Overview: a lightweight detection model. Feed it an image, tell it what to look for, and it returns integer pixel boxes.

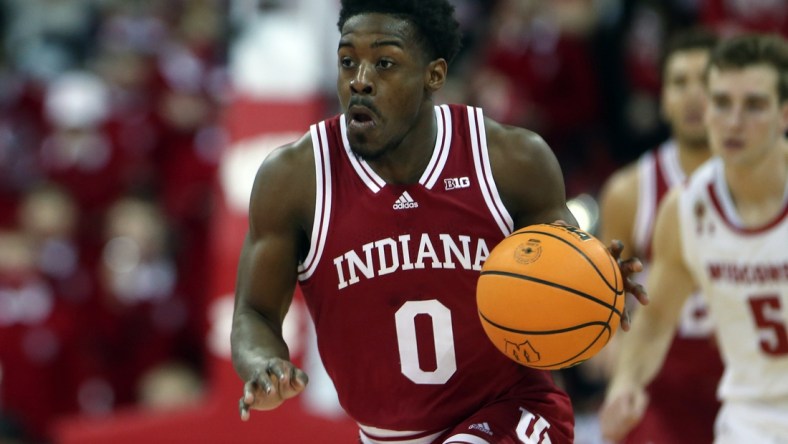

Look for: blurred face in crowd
[661,49,710,148]
[705,64,788,167]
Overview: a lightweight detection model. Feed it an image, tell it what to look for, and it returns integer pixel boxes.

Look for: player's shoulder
[256,130,315,183]
[682,156,721,195]
[249,130,316,219]
[482,117,555,167]
[600,160,639,201]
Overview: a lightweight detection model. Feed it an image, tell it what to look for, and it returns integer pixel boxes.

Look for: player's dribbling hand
[599,387,649,443]
[606,239,648,331]
[238,357,309,420]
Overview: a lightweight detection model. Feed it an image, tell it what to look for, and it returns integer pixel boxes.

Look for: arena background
[0,1,785,443]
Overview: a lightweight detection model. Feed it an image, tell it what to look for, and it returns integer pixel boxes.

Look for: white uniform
[678,157,788,443]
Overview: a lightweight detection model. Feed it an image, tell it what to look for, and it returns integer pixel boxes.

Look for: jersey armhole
[467,106,514,236]
[298,121,332,281]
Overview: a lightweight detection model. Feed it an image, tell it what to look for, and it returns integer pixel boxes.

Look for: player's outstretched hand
[607,239,648,331]
[599,386,649,442]
[238,357,309,421]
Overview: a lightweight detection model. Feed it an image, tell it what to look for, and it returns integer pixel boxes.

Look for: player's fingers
[279,367,309,400]
[239,397,250,421]
[294,368,309,387]
[628,282,649,306]
[619,256,643,275]
[244,370,271,400]
[608,239,625,259]
[620,308,632,332]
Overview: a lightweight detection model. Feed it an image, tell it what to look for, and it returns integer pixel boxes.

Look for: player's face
[705,65,788,167]
[661,49,710,147]
[337,14,433,160]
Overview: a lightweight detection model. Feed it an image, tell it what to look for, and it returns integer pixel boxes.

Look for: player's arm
[597,164,639,253]
[599,187,696,442]
[231,134,314,419]
[586,164,640,374]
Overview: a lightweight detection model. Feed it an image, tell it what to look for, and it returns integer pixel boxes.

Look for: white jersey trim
[421,105,452,189]
[340,115,386,193]
[442,433,492,444]
[298,122,332,280]
[634,150,656,255]
[468,106,514,236]
[358,424,445,444]
[658,139,685,186]
[633,140,685,255]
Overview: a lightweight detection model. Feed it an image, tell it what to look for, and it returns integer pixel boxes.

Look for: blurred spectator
[0,230,75,442]
[466,0,610,195]
[93,196,192,406]
[136,360,205,412]
[2,0,783,441]
[3,0,100,82]
[701,0,788,37]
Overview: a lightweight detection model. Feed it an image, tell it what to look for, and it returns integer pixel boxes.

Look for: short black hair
[708,33,788,102]
[660,27,719,78]
[337,0,462,64]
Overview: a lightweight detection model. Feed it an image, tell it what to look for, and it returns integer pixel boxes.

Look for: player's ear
[780,99,788,132]
[425,59,447,93]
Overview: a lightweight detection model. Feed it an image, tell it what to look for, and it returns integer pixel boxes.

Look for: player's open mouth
[348,107,376,130]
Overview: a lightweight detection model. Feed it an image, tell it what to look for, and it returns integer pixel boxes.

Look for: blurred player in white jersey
[596,28,723,443]
[601,33,788,443]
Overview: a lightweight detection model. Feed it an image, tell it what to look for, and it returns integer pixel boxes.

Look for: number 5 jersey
[678,157,788,403]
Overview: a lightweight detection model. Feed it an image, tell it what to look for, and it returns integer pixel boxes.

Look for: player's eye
[340,57,355,68]
[377,59,394,69]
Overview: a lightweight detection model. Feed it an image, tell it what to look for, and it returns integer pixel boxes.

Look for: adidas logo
[392,191,419,210]
[469,422,493,436]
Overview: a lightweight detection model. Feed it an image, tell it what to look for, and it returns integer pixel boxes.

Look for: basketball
[476,223,624,370]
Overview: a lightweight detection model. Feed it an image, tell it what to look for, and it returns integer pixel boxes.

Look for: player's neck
[724,142,788,225]
[366,103,438,185]
[675,140,711,176]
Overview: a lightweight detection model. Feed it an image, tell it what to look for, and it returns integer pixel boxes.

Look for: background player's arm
[600,187,695,441]
[597,164,639,253]
[587,164,640,375]
[231,136,314,418]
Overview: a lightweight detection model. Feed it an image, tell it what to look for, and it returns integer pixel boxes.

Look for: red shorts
[435,393,574,444]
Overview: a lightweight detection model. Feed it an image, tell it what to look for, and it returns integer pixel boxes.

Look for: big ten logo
[444,177,470,190]
[207,294,345,417]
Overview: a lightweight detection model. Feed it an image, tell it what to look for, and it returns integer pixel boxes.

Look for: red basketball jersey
[624,141,723,444]
[297,105,570,435]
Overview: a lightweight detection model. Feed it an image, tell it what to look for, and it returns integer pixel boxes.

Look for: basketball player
[600,33,788,443]
[231,1,646,443]
[596,28,723,443]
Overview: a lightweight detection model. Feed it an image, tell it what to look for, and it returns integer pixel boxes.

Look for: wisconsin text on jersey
[707,261,788,283]
[332,233,491,289]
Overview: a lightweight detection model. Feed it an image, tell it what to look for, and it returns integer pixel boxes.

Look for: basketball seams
[509,228,623,295]
[477,223,623,370]
[479,311,609,335]
[479,308,613,369]
[479,270,623,317]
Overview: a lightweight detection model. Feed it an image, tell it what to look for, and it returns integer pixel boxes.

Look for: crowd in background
[0,0,786,442]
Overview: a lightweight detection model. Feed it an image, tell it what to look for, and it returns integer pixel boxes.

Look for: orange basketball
[476,223,624,370]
